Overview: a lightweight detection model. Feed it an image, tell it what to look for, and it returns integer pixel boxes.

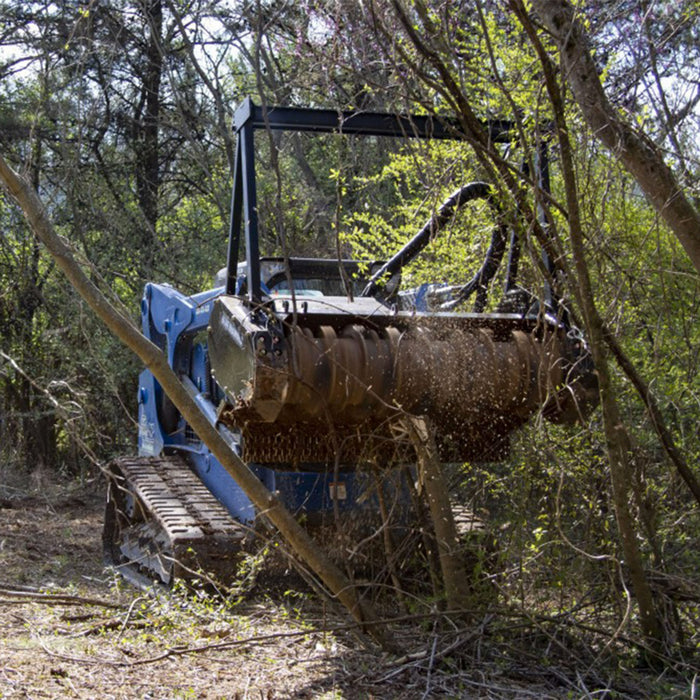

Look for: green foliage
[339,139,509,291]
[0,0,234,474]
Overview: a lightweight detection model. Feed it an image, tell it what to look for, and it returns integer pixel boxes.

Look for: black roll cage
[226,97,555,310]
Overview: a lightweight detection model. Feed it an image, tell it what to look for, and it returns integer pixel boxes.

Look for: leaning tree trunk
[405,416,471,614]
[531,0,700,275]
[0,153,394,651]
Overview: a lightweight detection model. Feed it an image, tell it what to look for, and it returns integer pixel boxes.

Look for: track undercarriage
[103,456,247,588]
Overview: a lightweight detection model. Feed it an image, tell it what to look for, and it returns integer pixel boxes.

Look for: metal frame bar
[536,140,557,312]
[233,97,515,141]
[225,138,243,295]
[227,97,533,304]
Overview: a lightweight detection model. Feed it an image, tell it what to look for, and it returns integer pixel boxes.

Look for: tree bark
[0,153,394,650]
[135,0,163,274]
[531,0,700,275]
[405,416,471,614]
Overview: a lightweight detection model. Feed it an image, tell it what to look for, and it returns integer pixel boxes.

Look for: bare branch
[531,0,700,275]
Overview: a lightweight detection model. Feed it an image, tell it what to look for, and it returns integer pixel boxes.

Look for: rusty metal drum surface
[208,294,589,464]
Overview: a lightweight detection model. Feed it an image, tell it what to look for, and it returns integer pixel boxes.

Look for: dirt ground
[0,477,495,700]
[0,479,398,700]
[0,477,692,699]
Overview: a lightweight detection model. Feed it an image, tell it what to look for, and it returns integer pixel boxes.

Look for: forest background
[0,0,699,693]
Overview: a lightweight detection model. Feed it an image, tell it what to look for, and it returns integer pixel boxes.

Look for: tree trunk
[510,4,664,643]
[0,153,394,651]
[405,416,471,614]
[135,0,163,274]
[531,0,700,275]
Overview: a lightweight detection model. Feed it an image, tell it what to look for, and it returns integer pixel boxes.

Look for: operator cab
[215,257,399,301]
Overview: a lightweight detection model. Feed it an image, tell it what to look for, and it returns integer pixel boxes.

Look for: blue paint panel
[187,449,256,524]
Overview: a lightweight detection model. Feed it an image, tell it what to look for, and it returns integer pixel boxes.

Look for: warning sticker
[329,482,347,501]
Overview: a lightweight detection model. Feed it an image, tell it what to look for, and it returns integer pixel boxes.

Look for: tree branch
[531,0,700,275]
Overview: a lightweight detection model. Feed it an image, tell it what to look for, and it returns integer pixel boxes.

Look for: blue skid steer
[103,99,596,587]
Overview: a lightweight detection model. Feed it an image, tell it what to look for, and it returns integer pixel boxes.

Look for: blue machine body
[136,279,369,525]
[132,99,588,533]
[103,99,600,592]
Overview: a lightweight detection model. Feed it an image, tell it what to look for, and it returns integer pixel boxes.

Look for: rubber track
[105,455,246,586]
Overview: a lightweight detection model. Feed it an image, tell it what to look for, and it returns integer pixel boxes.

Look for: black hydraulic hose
[361,181,492,297]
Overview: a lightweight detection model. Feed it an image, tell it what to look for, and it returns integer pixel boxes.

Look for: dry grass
[0,477,696,699]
